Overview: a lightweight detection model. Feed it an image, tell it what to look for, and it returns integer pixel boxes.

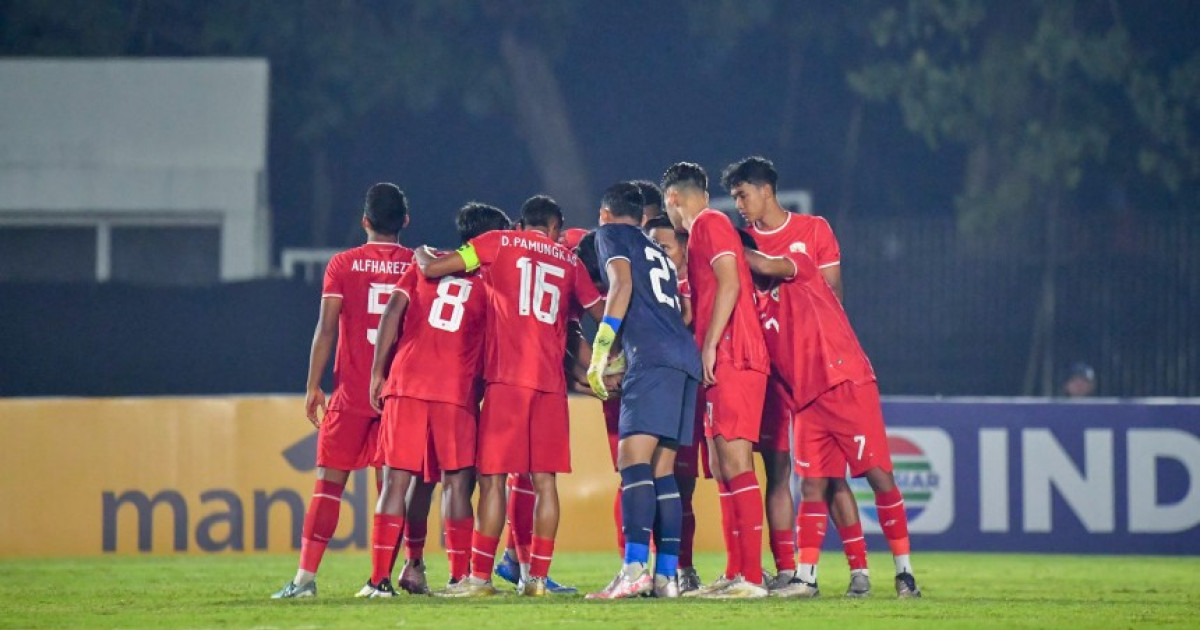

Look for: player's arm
[814,218,844,302]
[306,297,341,427]
[822,265,843,303]
[565,320,592,391]
[703,254,740,386]
[744,248,817,282]
[369,290,410,413]
[586,257,632,399]
[415,245,469,279]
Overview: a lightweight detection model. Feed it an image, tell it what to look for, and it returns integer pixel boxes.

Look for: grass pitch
[2,552,1198,629]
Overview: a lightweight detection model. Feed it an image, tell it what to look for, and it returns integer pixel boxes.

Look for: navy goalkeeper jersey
[594,223,702,379]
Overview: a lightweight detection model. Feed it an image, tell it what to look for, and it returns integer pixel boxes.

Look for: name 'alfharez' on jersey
[350,259,409,274]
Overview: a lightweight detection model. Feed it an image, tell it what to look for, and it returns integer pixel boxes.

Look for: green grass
[2,552,1198,629]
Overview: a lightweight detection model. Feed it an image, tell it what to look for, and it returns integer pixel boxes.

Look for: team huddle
[272,157,922,601]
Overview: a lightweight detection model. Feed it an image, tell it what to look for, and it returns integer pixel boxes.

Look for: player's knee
[800,476,828,500]
[864,468,896,494]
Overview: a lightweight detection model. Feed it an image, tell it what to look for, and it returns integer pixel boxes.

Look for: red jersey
[383,264,487,408]
[749,212,840,295]
[468,229,602,393]
[686,209,770,374]
[321,242,414,416]
[757,251,874,407]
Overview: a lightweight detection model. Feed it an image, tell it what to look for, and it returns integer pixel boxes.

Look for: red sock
[612,484,625,554]
[404,517,427,562]
[298,480,344,573]
[798,501,828,568]
[506,475,536,564]
[445,517,473,581]
[717,480,741,580]
[838,522,869,571]
[530,536,555,578]
[371,513,405,583]
[729,471,764,584]
[679,490,696,569]
[874,487,911,556]
[770,529,797,572]
[470,531,500,581]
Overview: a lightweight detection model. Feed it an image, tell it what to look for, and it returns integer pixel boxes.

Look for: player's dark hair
[456,202,511,244]
[737,228,759,251]
[601,181,645,222]
[721,156,778,192]
[661,162,708,194]
[520,195,564,230]
[363,183,408,235]
[574,230,608,293]
[643,216,687,247]
[632,180,663,211]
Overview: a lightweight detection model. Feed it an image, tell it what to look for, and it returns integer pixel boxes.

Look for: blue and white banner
[848,399,1200,554]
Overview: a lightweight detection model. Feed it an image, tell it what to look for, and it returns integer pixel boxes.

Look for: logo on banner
[852,428,954,534]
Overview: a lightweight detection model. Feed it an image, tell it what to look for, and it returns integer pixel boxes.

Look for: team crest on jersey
[789,241,808,254]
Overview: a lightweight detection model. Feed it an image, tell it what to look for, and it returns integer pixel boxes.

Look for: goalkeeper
[584,182,702,599]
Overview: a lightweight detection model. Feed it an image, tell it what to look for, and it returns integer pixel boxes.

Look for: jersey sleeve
[573,257,603,310]
[594,227,631,267]
[321,254,344,298]
[464,230,504,269]
[812,217,841,269]
[781,251,819,283]
[392,263,420,301]
[694,216,740,268]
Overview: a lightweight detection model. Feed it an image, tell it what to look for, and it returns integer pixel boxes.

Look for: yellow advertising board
[1,395,729,557]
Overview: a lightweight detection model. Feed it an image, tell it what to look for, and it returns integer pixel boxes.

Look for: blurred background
[1,0,1197,398]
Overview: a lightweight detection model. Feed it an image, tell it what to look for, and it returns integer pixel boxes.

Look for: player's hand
[305,387,327,428]
[586,364,610,400]
[701,344,718,386]
[603,372,623,394]
[369,375,385,414]
[603,352,626,376]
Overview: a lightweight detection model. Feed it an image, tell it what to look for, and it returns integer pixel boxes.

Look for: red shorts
[703,365,768,443]
[316,409,381,471]
[794,380,892,478]
[379,396,477,482]
[757,377,793,453]
[477,383,571,475]
[603,397,621,471]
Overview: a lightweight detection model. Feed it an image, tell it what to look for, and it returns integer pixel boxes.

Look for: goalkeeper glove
[587,316,621,400]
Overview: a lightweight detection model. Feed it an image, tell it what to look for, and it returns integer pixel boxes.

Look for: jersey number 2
[516,257,564,324]
[644,247,679,310]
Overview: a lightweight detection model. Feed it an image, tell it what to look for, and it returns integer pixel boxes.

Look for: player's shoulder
[325,246,363,272]
[793,213,835,234]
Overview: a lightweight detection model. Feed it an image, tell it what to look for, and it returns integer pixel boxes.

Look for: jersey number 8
[428,276,473,332]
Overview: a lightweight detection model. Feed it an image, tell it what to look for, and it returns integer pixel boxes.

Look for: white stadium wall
[0,59,270,282]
